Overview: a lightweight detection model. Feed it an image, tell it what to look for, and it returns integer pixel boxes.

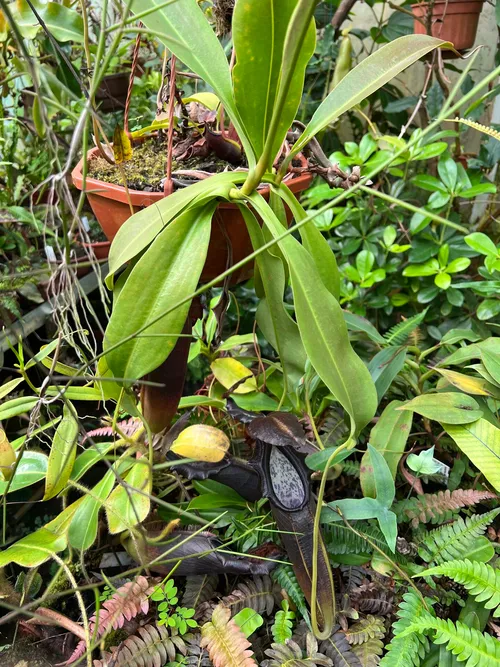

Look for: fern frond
[452,118,500,142]
[379,591,435,667]
[417,509,500,564]
[384,311,427,346]
[324,524,408,565]
[319,626,362,666]
[183,633,213,666]
[346,616,385,646]
[402,616,500,667]
[420,559,500,616]
[67,576,153,665]
[272,601,295,643]
[272,565,310,620]
[201,604,256,667]
[351,637,384,667]
[394,490,497,527]
[183,575,218,609]
[221,575,275,616]
[93,624,186,667]
[263,635,333,667]
[341,566,366,592]
[350,585,393,616]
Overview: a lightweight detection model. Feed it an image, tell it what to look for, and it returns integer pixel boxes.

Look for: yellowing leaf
[182,92,220,110]
[171,424,230,463]
[113,124,133,164]
[437,369,500,399]
[0,429,15,480]
[211,358,257,394]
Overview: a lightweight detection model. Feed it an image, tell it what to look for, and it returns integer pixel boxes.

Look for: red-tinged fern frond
[93,624,186,667]
[350,584,394,616]
[83,417,142,443]
[221,575,276,616]
[394,489,497,527]
[66,576,154,665]
[200,604,257,667]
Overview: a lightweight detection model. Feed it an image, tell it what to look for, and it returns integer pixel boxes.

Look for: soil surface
[87,135,236,192]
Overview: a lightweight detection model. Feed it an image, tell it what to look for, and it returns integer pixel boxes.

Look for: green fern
[272,565,310,622]
[380,592,435,667]
[419,559,500,616]
[417,509,500,564]
[383,311,427,346]
[324,524,408,565]
[347,616,385,646]
[272,600,295,643]
[400,616,500,667]
[351,637,384,667]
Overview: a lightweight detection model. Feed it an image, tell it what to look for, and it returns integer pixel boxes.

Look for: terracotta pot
[80,240,111,261]
[72,148,312,284]
[412,0,484,53]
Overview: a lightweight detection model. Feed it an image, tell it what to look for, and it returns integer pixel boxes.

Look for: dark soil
[87,135,235,192]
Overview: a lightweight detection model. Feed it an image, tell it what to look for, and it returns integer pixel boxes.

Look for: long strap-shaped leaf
[239,205,306,390]
[248,193,377,437]
[232,0,315,163]
[135,0,255,168]
[104,202,216,382]
[287,35,449,163]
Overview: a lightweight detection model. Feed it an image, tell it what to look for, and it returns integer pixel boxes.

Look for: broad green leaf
[437,369,500,399]
[443,420,500,491]
[105,203,215,382]
[411,174,448,193]
[171,424,230,463]
[440,337,500,366]
[368,346,406,402]
[69,460,133,550]
[407,447,442,476]
[465,232,498,257]
[0,497,83,567]
[434,272,451,290]
[70,442,117,482]
[291,35,448,156]
[210,358,258,394]
[5,0,84,42]
[399,393,483,424]
[178,395,226,410]
[218,334,255,351]
[460,183,497,199]
[240,205,306,388]
[477,299,500,321]
[43,404,79,500]
[481,350,500,385]
[343,311,386,344]
[106,171,245,286]
[447,257,470,273]
[305,446,352,472]
[106,460,152,534]
[0,377,24,401]
[231,391,280,412]
[24,339,60,369]
[360,400,412,498]
[68,468,118,550]
[276,184,340,300]
[44,386,106,401]
[135,0,254,165]
[441,329,482,345]
[233,607,264,638]
[403,259,439,277]
[232,0,315,162]
[0,451,48,494]
[0,396,38,420]
[437,152,458,192]
[249,195,377,437]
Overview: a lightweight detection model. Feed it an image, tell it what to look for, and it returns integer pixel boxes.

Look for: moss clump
[87,135,234,192]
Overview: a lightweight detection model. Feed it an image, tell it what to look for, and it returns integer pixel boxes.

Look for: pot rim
[71,146,313,208]
[411,0,483,5]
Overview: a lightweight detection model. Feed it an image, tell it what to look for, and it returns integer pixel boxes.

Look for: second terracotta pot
[412,0,484,52]
[72,148,312,284]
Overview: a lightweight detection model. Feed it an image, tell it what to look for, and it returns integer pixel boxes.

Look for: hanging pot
[412,0,484,53]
